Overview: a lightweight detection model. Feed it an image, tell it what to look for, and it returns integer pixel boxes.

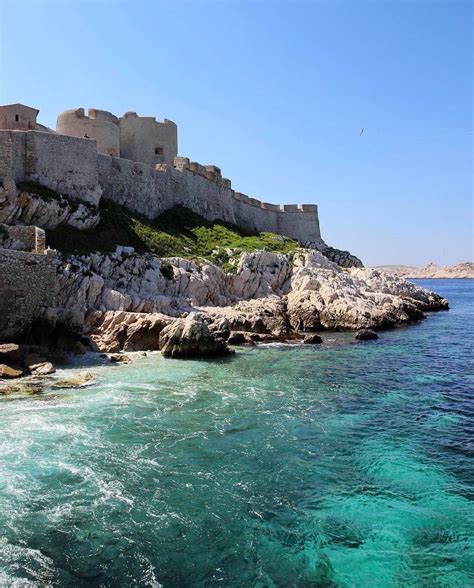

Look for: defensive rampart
[0,225,56,341]
[0,129,322,243]
[0,130,101,205]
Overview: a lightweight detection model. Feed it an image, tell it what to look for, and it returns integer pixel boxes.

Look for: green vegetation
[46,201,298,268]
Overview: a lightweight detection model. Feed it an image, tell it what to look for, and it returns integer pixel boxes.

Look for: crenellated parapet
[119,111,178,167]
[1,102,323,244]
[56,108,120,156]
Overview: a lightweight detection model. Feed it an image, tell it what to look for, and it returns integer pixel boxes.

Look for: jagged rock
[227,332,247,345]
[50,248,448,339]
[0,343,22,362]
[0,187,100,230]
[0,363,24,378]
[203,296,290,337]
[355,329,379,341]
[208,317,231,340]
[29,361,56,375]
[85,310,173,352]
[159,314,234,358]
[303,334,323,344]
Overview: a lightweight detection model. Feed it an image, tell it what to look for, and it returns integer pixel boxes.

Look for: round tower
[119,111,178,166]
[56,108,120,156]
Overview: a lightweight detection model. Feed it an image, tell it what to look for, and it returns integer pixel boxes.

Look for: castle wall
[56,108,120,156]
[0,131,27,183]
[0,130,102,206]
[0,241,56,341]
[99,154,321,242]
[98,155,237,222]
[0,128,321,244]
[119,113,178,167]
[97,155,175,217]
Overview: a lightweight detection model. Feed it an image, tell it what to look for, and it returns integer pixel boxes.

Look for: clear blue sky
[0,0,472,266]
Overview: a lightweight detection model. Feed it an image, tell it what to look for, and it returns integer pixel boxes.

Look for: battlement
[57,107,120,156]
[122,111,177,127]
[0,102,322,244]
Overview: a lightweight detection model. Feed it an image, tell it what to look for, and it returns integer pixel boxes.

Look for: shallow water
[1,279,473,587]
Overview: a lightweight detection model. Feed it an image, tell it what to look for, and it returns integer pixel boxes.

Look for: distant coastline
[374,262,474,279]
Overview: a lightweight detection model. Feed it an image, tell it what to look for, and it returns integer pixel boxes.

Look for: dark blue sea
[1,279,472,587]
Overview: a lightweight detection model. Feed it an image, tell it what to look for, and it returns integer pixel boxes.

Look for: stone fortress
[0,103,323,244]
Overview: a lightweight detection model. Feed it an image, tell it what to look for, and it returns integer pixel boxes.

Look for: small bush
[160,261,174,280]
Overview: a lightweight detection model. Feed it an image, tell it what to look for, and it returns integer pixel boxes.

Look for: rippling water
[1,280,473,587]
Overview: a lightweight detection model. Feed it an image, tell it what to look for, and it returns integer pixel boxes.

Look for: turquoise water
[1,280,473,587]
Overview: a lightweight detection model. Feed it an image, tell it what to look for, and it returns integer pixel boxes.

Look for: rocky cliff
[48,248,447,352]
[374,262,474,279]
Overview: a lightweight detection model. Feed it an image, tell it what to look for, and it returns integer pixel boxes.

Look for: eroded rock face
[85,310,173,352]
[159,314,233,358]
[287,252,447,331]
[0,188,100,230]
[53,249,448,346]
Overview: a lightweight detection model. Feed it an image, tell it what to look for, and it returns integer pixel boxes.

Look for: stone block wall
[0,224,46,252]
[0,130,102,205]
[0,128,322,244]
[0,247,56,341]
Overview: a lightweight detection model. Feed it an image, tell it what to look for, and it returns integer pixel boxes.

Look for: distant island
[373,262,474,279]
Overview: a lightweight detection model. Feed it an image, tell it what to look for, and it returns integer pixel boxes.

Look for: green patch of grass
[46,201,298,267]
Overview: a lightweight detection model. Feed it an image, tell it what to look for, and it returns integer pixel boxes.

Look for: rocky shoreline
[374,262,474,280]
[0,247,449,384]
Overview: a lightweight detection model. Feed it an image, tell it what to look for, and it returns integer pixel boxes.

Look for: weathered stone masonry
[0,225,56,341]
[0,103,323,243]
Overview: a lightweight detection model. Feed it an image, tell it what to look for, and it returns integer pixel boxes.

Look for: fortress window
[155,147,164,156]
[15,114,19,122]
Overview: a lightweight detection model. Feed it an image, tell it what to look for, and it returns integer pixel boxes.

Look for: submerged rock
[355,329,379,341]
[159,314,233,358]
[107,353,131,363]
[51,371,95,389]
[0,363,24,379]
[303,334,323,344]
[227,332,247,345]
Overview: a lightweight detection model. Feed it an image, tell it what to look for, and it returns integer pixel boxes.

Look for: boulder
[0,363,24,379]
[355,329,379,341]
[303,334,323,344]
[86,311,173,352]
[227,332,247,345]
[159,314,234,358]
[0,343,22,362]
[51,372,95,389]
[107,354,131,363]
[29,362,56,376]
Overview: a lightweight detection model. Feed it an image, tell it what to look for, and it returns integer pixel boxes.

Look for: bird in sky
[360,128,364,136]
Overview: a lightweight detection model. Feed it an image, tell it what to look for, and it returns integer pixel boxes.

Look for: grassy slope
[46,201,298,269]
